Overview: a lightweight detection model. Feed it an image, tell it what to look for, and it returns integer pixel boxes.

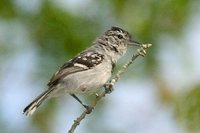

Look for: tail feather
[23,89,53,116]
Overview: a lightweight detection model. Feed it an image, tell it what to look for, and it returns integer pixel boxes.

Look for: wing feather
[47,52,104,87]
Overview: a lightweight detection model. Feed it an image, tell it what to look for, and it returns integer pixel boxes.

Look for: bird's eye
[117,34,123,39]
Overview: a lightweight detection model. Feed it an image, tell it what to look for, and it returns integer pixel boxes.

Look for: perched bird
[23,26,140,116]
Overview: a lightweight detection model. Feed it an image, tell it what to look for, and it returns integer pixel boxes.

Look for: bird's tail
[23,89,53,116]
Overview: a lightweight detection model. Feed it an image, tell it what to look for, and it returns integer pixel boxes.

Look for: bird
[23,26,141,116]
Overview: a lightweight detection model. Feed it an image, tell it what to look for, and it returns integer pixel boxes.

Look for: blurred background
[0,0,200,133]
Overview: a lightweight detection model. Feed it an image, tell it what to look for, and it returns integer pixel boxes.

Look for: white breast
[51,58,113,96]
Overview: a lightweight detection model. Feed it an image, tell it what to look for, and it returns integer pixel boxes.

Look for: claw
[104,83,114,93]
[85,106,94,114]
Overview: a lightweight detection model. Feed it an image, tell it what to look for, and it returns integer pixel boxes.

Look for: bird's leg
[70,94,93,114]
[70,94,88,108]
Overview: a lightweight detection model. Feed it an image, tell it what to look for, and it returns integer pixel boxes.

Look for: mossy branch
[68,44,152,133]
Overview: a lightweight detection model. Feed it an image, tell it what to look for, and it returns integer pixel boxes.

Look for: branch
[68,44,152,133]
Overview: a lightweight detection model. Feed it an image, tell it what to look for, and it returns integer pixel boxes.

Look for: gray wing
[47,52,105,87]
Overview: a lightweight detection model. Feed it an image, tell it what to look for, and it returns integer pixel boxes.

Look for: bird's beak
[128,40,141,46]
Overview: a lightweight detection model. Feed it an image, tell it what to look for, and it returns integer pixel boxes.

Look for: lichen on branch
[68,43,152,133]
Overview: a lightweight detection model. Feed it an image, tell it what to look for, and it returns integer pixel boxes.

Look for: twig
[68,44,152,133]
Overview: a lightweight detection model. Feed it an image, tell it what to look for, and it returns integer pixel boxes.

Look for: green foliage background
[0,0,200,133]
